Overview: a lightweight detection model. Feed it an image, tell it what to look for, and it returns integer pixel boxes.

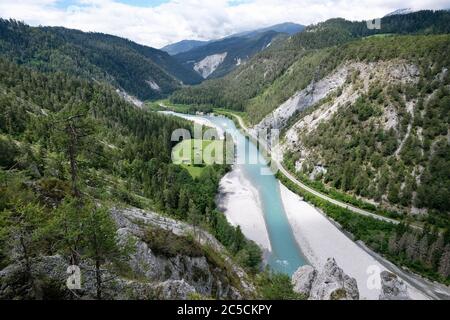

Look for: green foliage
[0,57,263,279]
[0,19,202,100]
[257,269,305,300]
[0,136,19,169]
[285,67,449,217]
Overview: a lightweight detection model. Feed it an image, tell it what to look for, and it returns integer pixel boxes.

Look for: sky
[0,0,449,48]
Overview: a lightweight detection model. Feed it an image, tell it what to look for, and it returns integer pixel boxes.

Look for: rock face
[0,207,255,300]
[379,271,410,300]
[281,61,420,167]
[194,53,228,79]
[292,265,317,296]
[252,63,349,136]
[292,258,359,300]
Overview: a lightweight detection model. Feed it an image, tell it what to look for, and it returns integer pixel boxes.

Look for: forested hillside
[170,10,450,122]
[280,33,450,213]
[0,19,202,101]
[0,58,266,298]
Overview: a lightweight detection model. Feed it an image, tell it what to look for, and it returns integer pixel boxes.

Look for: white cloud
[0,0,449,48]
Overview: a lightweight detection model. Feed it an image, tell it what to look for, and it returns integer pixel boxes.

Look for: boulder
[379,271,410,300]
[292,265,317,296]
[292,258,359,300]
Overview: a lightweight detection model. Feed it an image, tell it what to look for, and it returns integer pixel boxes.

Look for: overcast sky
[0,0,449,48]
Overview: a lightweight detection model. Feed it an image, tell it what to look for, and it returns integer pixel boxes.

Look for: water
[163,111,307,275]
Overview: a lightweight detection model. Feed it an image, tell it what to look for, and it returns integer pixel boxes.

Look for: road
[228,112,401,225]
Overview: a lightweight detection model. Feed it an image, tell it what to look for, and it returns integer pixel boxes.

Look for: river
[162,111,307,275]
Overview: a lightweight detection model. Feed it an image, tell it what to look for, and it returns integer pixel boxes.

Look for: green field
[172,139,226,178]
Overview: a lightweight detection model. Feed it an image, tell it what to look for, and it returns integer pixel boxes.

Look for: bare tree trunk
[95,259,102,300]
[67,121,80,198]
[19,235,38,299]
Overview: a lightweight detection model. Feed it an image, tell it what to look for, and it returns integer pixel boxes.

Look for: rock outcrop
[292,265,317,296]
[292,258,359,300]
[252,64,349,136]
[379,271,410,300]
[0,207,255,300]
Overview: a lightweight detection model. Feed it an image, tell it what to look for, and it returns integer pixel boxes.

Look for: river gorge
[162,111,440,300]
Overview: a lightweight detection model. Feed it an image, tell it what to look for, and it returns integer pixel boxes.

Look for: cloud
[0,0,449,48]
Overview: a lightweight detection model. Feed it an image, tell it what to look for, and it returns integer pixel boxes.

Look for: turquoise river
[164,111,307,275]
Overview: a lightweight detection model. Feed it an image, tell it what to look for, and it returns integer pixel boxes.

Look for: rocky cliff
[0,208,255,300]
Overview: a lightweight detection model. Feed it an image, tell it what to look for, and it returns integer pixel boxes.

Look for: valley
[0,7,449,302]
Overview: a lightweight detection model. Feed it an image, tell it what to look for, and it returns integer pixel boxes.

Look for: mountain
[163,22,304,79]
[171,10,450,114]
[174,30,288,79]
[161,39,209,56]
[0,55,268,299]
[384,8,415,17]
[161,22,304,56]
[230,22,305,38]
[268,22,305,35]
[0,19,203,100]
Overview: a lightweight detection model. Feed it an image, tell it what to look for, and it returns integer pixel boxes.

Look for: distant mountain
[161,22,305,72]
[170,22,305,80]
[174,30,287,79]
[161,39,209,56]
[0,19,202,100]
[384,8,415,17]
[231,22,305,38]
[385,8,450,17]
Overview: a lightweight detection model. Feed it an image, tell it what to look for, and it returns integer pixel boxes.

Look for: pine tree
[418,235,429,264]
[188,199,202,241]
[51,109,95,198]
[427,236,445,268]
[1,201,47,298]
[82,203,127,300]
[388,233,399,254]
[405,232,419,261]
[397,231,409,252]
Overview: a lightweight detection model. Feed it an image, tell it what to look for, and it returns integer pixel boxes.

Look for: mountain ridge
[161,22,304,56]
[0,19,203,100]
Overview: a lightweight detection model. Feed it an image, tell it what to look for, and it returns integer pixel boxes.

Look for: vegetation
[284,47,450,223]
[277,173,450,285]
[0,57,262,300]
[256,269,306,300]
[0,19,202,101]
[171,10,450,287]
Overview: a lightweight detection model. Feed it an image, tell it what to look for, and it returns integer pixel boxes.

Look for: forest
[0,19,202,101]
[283,40,450,221]
[0,58,265,298]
